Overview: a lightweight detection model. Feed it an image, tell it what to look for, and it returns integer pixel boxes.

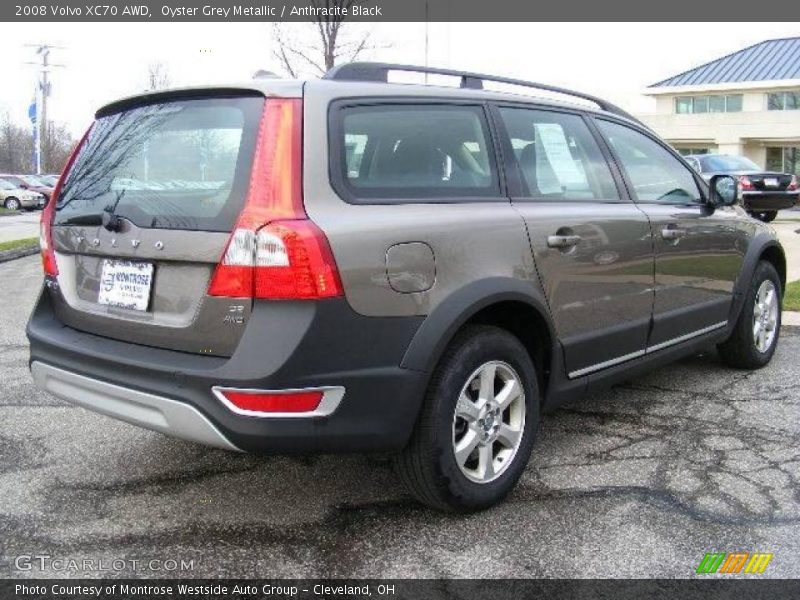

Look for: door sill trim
[567,321,728,379]
[646,321,728,353]
[569,349,646,379]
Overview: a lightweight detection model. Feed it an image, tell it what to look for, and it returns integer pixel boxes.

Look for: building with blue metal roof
[640,37,800,175]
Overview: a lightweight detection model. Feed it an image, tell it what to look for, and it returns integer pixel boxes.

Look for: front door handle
[661,227,687,240]
[547,234,582,249]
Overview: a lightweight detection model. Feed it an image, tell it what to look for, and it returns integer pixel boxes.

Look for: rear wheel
[4,197,20,211]
[394,325,539,511]
[718,260,781,369]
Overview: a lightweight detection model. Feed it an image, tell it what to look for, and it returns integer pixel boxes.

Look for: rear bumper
[742,191,799,211]
[31,361,241,451]
[27,289,427,453]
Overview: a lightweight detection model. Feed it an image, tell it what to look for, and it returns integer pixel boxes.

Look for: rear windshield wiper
[58,199,125,228]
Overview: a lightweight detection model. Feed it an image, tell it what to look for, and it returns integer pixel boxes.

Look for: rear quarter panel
[301,81,538,318]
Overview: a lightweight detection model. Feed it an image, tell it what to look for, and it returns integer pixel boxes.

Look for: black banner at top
[5,0,800,22]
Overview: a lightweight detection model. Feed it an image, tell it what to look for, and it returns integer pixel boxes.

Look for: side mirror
[709,174,738,207]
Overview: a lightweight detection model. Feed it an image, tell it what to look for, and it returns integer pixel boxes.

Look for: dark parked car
[27,63,786,511]
[684,154,799,222]
[0,174,54,205]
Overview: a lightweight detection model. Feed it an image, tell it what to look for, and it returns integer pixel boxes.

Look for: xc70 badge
[223,305,246,325]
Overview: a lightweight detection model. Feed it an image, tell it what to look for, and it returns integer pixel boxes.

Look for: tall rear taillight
[208,98,343,300]
[253,220,343,299]
[788,175,798,191]
[738,175,754,192]
[41,125,93,277]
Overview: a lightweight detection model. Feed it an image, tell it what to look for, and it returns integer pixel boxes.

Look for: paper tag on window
[535,123,585,190]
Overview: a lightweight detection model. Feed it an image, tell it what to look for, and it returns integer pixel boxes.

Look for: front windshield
[700,155,760,172]
[21,175,45,186]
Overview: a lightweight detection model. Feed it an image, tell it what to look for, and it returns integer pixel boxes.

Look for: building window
[766,147,800,175]
[767,91,800,111]
[693,96,708,113]
[675,97,693,114]
[675,147,711,156]
[725,95,742,112]
[708,96,726,113]
[674,95,742,114]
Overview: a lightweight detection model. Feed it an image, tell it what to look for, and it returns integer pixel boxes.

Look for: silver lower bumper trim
[30,361,241,452]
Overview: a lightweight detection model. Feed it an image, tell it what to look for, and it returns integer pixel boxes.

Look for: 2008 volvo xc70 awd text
[27,63,786,511]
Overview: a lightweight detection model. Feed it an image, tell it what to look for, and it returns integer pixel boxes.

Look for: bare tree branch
[145,62,170,91]
[271,24,299,78]
[270,0,384,78]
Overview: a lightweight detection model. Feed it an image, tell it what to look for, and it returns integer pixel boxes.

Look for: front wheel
[718,260,781,369]
[4,197,20,211]
[393,325,539,511]
[749,210,778,223]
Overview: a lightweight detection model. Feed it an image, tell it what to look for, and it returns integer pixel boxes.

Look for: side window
[497,107,619,201]
[597,120,702,204]
[336,104,500,201]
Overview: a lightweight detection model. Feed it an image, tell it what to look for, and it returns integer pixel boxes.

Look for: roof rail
[324,62,643,125]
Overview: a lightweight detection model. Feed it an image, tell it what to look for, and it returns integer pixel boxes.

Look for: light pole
[24,44,65,174]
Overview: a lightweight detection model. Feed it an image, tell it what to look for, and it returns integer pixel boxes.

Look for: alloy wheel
[753,280,779,353]
[452,360,526,484]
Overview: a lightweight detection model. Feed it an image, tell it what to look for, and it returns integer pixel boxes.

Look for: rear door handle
[661,227,687,240]
[547,234,582,248]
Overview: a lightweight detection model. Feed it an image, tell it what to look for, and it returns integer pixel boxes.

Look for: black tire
[718,260,781,369]
[4,197,20,211]
[393,325,540,511]
[749,210,778,223]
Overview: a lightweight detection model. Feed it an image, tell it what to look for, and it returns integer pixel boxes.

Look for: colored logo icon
[696,552,773,574]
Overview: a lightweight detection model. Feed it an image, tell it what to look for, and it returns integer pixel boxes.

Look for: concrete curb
[0,245,39,264]
[783,311,800,327]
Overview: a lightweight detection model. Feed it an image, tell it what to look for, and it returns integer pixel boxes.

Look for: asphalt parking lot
[0,211,40,243]
[1,254,799,579]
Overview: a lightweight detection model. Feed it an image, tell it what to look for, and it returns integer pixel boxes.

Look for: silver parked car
[0,178,44,210]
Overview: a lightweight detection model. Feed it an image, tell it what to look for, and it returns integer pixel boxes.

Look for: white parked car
[0,178,44,211]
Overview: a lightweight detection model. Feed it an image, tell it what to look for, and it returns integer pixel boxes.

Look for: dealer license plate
[764,177,779,187]
[98,259,154,312]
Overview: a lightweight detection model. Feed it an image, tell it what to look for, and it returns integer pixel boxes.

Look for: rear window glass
[55,96,263,231]
[335,104,500,201]
[699,155,760,172]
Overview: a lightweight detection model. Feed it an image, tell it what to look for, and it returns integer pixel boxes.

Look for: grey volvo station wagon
[27,63,786,511]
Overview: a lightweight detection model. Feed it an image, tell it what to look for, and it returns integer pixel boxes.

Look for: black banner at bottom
[3,579,800,600]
